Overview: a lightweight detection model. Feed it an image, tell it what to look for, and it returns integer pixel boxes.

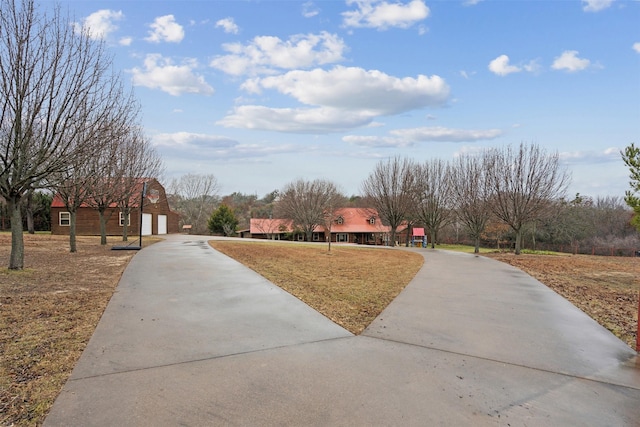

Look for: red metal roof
[250,208,396,234]
[50,178,149,209]
[250,218,295,234]
[317,208,390,233]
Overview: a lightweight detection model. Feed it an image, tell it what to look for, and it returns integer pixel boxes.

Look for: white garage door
[142,213,152,236]
[158,215,167,235]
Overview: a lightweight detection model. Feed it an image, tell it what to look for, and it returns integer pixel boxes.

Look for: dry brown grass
[0,233,157,427]
[209,240,424,334]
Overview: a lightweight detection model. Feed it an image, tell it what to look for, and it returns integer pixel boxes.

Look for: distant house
[248,218,296,240]
[50,178,179,236]
[248,208,404,245]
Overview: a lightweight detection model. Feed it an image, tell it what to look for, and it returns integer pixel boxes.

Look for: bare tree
[485,143,570,255]
[81,85,142,245]
[168,174,220,235]
[415,159,453,249]
[51,76,139,251]
[449,154,492,253]
[0,0,117,268]
[275,179,343,243]
[51,150,99,252]
[114,128,164,241]
[361,157,417,246]
[321,193,347,252]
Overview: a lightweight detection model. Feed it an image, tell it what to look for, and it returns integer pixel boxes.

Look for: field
[1,235,638,426]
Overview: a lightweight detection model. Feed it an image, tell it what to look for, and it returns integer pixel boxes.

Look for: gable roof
[250,218,295,234]
[51,178,159,209]
[319,207,389,233]
[250,208,398,235]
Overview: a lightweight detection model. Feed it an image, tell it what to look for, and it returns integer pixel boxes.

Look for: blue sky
[60,0,639,198]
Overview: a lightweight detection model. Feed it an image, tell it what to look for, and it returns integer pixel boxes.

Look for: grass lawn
[209,240,424,334]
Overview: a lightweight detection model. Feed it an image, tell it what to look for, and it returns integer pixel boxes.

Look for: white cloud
[244,66,450,114]
[343,135,409,147]
[152,132,304,160]
[119,37,133,46]
[302,1,320,18]
[633,42,640,54]
[215,18,239,34]
[488,55,521,76]
[389,126,503,142]
[130,54,214,96]
[217,105,375,133]
[460,70,476,79]
[463,0,484,5]
[145,15,185,43]
[74,9,123,40]
[153,132,237,149]
[560,147,620,164]
[551,50,591,72]
[523,59,542,73]
[219,67,449,133]
[582,0,615,12]
[344,126,502,147]
[210,32,347,76]
[342,0,430,30]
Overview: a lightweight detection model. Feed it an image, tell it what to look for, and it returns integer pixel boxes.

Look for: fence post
[637,295,640,353]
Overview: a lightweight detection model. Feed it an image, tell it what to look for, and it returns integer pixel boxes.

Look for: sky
[55,0,639,198]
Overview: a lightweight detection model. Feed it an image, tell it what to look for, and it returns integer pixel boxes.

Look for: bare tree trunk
[474,237,480,254]
[98,209,108,245]
[26,191,35,234]
[69,210,77,253]
[9,198,24,270]
[122,209,129,242]
[515,229,522,255]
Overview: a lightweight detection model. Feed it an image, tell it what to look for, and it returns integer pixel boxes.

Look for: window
[336,216,344,225]
[119,212,131,227]
[369,217,376,225]
[313,232,321,241]
[59,212,70,226]
[337,233,348,242]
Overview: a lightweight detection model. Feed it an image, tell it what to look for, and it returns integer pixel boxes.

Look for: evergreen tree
[621,143,640,231]
[207,204,239,236]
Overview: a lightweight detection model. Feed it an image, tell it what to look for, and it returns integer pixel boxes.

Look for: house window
[369,217,376,225]
[119,212,131,227]
[336,216,344,225]
[337,233,348,242]
[59,212,70,226]
[313,232,321,241]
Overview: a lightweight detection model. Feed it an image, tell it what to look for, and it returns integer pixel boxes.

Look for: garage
[141,213,152,236]
[158,215,167,235]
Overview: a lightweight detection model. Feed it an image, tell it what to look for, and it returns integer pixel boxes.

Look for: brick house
[248,207,404,245]
[51,178,179,236]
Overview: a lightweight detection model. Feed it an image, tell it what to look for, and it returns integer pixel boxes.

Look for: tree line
[167,142,638,256]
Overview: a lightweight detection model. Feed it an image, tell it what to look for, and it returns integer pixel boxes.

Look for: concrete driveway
[45,234,640,426]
